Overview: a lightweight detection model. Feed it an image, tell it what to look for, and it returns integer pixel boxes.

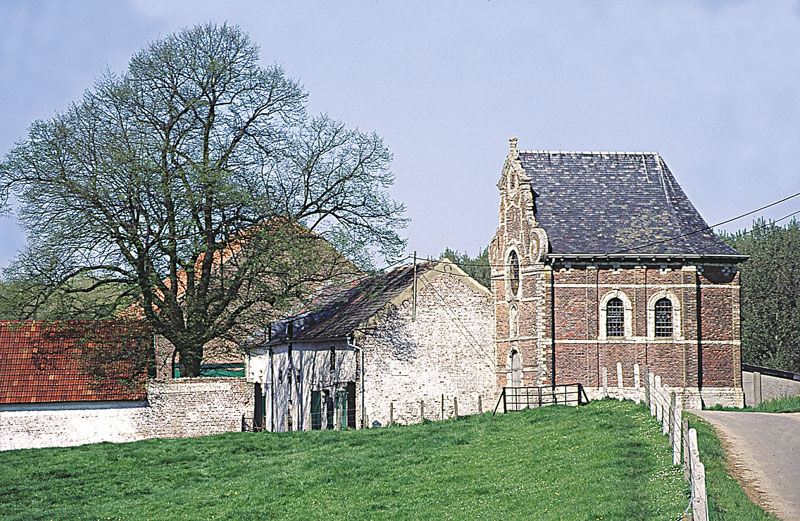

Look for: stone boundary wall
[742,369,800,407]
[0,377,253,451]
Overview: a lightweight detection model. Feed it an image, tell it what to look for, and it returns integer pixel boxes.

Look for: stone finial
[509,137,518,155]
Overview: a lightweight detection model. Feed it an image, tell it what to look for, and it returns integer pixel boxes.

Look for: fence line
[612,363,709,521]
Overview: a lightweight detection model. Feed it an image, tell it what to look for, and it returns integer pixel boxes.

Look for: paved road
[694,411,800,521]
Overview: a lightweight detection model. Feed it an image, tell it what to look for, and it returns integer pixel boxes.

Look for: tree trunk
[178,346,203,378]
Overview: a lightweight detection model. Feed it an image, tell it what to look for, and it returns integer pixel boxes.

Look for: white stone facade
[1,378,253,451]
[247,261,497,430]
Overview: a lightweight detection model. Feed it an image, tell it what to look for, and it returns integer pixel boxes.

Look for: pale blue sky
[2,0,800,268]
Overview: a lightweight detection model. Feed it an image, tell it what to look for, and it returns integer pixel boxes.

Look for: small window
[606,298,624,337]
[508,250,520,296]
[654,298,673,337]
[329,347,336,372]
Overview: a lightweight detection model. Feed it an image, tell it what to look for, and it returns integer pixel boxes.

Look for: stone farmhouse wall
[248,341,358,432]
[246,265,497,429]
[361,268,496,426]
[0,377,253,451]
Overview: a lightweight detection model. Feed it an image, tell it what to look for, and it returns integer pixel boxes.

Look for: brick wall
[489,151,744,407]
[0,377,254,451]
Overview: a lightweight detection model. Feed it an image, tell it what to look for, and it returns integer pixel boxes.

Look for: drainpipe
[347,334,366,429]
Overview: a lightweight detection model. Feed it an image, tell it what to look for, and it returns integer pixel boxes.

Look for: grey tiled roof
[519,151,741,257]
[264,262,435,344]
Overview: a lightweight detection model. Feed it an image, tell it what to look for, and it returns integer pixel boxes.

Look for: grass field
[705,394,800,413]
[0,400,688,521]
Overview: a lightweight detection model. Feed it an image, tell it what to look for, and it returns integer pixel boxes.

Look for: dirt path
[694,411,800,521]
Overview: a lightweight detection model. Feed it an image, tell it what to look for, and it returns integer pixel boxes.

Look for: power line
[424,189,800,269]
[416,271,497,368]
[612,190,800,254]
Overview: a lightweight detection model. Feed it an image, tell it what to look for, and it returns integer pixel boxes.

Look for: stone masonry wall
[360,267,496,426]
[1,377,253,451]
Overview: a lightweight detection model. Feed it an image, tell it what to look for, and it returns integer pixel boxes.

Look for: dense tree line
[723,219,800,374]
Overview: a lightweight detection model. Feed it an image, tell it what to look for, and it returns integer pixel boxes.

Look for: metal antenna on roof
[412,251,417,321]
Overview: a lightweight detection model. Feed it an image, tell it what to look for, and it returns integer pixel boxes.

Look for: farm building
[244,259,495,431]
[0,320,253,450]
[490,139,746,407]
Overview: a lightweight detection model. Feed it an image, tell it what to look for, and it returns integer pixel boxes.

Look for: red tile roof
[0,320,151,404]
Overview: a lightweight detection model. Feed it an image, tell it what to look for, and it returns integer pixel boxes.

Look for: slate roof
[262,262,436,344]
[0,321,150,404]
[518,151,742,257]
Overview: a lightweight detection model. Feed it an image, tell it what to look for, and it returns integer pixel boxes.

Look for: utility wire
[416,269,497,368]
[425,189,800,270]
[612,190,800,254]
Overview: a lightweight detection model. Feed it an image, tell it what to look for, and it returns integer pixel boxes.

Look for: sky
[1,0,799,269]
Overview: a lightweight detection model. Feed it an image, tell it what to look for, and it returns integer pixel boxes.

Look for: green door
[311,391,322,430]
[336,389,348,429]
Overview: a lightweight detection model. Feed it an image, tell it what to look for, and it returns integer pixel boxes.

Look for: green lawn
[705,394,800,413]
[0,401,687,521]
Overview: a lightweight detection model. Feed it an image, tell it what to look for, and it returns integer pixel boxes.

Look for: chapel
[489,138,746,407]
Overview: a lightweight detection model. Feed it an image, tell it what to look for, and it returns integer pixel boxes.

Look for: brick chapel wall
[360,269,496,426]
[0,378,253,451]
[544,265,741,391]
[490,147,742,406]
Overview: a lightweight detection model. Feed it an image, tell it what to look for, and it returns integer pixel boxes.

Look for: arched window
[508,250,520,296]
[654,298,673,337]
[510,349,521,387]
[606,298,624,337]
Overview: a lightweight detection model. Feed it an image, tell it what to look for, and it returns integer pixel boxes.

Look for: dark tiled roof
[519,151,741,257]
[0,321,151,404]
[264,262,435,344]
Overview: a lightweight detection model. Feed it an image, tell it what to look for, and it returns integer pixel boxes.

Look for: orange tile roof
[0,320,151,404]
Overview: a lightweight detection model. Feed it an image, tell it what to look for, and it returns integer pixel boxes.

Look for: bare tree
[0,23,406,376]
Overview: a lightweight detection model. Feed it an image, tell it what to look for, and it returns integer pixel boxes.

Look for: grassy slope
[705,395,800,413]
[0,401,686,521]
[686,414,780,521]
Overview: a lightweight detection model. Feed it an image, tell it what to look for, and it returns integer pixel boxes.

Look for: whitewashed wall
[247,265,496,430]
[0,378,253,451]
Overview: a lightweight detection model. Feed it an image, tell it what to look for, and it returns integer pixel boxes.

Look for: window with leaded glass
[606,298,624,337]
[508,250,520,296]
[655,298,673,337]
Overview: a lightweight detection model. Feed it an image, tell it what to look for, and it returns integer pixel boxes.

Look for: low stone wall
[742,370,800,407]
[0,378,254,451]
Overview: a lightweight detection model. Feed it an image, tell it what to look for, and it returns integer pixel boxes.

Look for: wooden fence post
[633,363,641,404]
[671,392,682,465]
[602,367,609,398]
[453,397,458,419]
[441,394,445,420]
[688,428,709,521]
[420,400,424,424]
[478,395,483,415]
[648,372,655,416]
[682,419,690,482]
[616,362,624,401]
[389,402,394,427]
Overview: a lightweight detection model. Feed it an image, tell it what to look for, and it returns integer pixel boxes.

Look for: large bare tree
[0,23,406,376]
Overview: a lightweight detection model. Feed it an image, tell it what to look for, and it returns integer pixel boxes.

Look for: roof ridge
[520,150,661,156]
